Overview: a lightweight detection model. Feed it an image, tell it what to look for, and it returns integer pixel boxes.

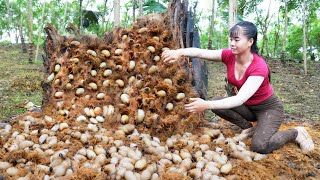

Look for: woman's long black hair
[229,21,271,81]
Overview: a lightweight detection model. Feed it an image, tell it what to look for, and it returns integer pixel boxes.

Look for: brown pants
[212,95,298,154]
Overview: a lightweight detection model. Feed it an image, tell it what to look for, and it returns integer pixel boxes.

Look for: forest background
[0,0,319,122]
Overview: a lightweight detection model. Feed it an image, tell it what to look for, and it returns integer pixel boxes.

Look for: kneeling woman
[161,21,314,154]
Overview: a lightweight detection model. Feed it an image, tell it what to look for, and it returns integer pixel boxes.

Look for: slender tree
[133,0,136,22]
[302,0,307,75]
[208,0,216,49]
[114,0,120,27]
[102,0,108,34]
[281,0,288,64]
[228,0,237,47]
[139,0,143,17]
[26,0,34,63]
[35,3,45,62]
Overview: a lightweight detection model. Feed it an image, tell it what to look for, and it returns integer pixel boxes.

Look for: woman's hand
[161,49,183,63]
[184,98,209,113]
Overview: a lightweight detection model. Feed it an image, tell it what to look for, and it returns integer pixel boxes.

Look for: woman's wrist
[206,101,215,110]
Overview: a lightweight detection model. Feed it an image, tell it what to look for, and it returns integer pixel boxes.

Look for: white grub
[204,128,221,138]
[95,116,104,123]
[156,90,166,97]
[76,115,87,122]
[51,124,59,132]
[38,134,49,144]
[220,162,232,174]
[91,70,97,77]
[54,79,60,85]
[152,36,160,41]
[148,65,159,74]
[87,49,97,57]
[129,61,136,71]
[114,140,124,147]
[65,83,72,90]
[59,123,69,131]
[147,46,156,53]
[135,80,143,88]
[115,49,124,55]
[87,124,98,132]
[162,47,171,52]
[172,154,182,164]
[120,93,130,104]
[136,109,145,123]
[70,57,79,63]
[54,64,61,72]
[179,149,192,159]
[213,133,225,145]
[165,103,174,111]
[85,95,91,100]
[153,55,160,61]
[70,41,80,46]
[189,168,202,179]
[89,82,98,90]
[5,124,12,133]
[90,118,98,124]
[86,149,97,160]
[0,162,12,170]
[116,65,123,71]
[124,171,137,180]
[118,124,135,134]
[180,158,192,171]
[53,164,67,177]
[103,79,111,87]
[101,50,111,57]
[134,158,147,170]
[97,93,106,99]
[6,167,19,176]
[122,35,128,41]
[116,79,125,87]
[138,27,148,33]
[68,74,74,80]
[54,91,64,98]
[76,88,85,95]
[104,164,117,174]
[36,164,50,173]
[103,69,113,77]
[176,93,185,100]
[100,62,107,68]
[47,73,55,82]
[121,115,129,124]
[94,145,106,156]
[128,76,136,84]
[199,144,210,152]
[254,153,267,161]
[164,78,172,85]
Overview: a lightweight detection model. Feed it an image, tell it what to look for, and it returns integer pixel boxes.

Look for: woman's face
[229,29,253,55]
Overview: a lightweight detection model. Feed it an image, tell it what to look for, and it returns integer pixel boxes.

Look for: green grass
[0,44,44,120]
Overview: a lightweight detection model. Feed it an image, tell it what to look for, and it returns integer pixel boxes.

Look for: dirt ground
[0,44,319,179]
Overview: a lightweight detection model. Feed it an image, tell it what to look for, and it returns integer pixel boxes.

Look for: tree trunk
[27,0,34,63]
[35,3,46,62]
[208,0,215,50]
[62,2,68,32]
[228,0,237,47]
[19,18,28,53]
[302,0,307,75]
[79,0,83,33]
[114,0,120,27]
[281,0,288,64]
[139,0,143,17]
[102,0,108,34]
[133,0,136,22]
[5,0,11,39]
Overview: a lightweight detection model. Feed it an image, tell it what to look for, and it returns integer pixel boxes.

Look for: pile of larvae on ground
[0,14,266,180]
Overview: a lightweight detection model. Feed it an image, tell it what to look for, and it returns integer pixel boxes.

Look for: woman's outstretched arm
[161,48,223,63]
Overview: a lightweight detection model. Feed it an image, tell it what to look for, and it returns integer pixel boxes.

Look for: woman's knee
[250,142,271,154]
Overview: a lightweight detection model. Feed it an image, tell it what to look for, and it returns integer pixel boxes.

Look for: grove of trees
[0,0,319,74]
